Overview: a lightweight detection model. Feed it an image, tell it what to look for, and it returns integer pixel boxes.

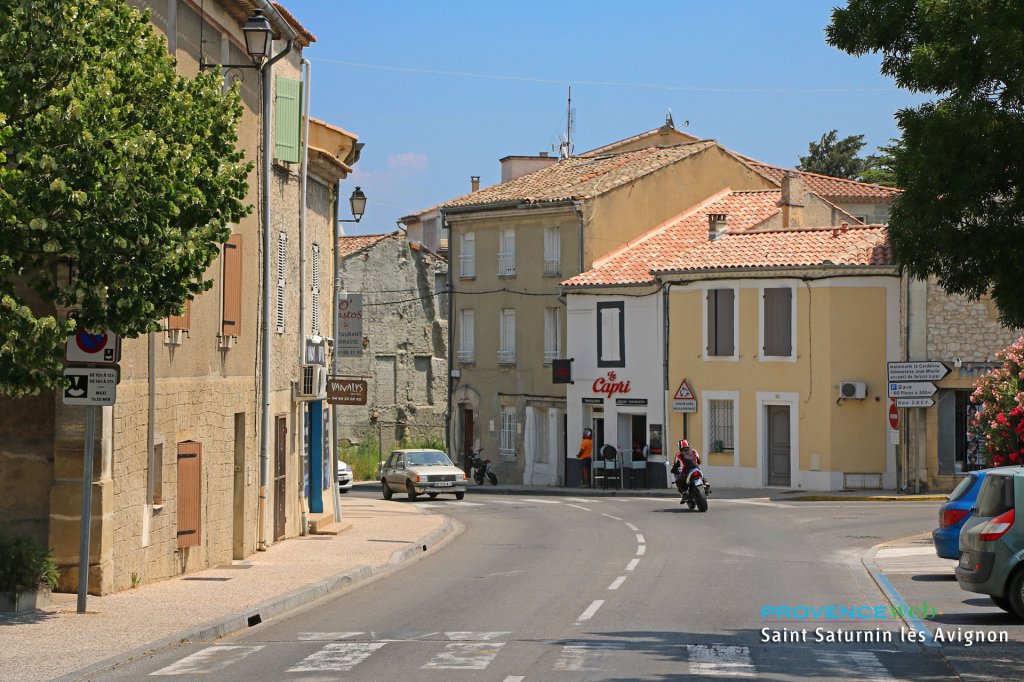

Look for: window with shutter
[544,227,560,276]
[544,307,560,364]
[498,228,515,277]
[763,287,793,358]
[166,300,191,331]
[597,301,624,367]
[498,309,516,364]
[459,232,475,279]
[500,406,517,460]
[221,233,243,337]
[706,288,735,357]
[276,232,286,334]
[274,76,302,163]
[311,243,321,335]
[458,309,474,363]
[176,441,202,548]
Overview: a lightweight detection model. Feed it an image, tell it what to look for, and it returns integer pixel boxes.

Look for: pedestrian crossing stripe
[151,638,904,678]
[287,642,387,672]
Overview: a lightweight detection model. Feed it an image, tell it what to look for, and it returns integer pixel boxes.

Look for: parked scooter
[676,466,710,512]
[469,448,498,485]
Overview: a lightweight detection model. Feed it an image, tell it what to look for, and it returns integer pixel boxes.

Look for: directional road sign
[62,367,117,406]
[888,382,938,398]
[897,397,935,408]
[887,361,950,383]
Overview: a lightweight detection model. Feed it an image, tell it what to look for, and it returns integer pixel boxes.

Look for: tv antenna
[559,86,574,159]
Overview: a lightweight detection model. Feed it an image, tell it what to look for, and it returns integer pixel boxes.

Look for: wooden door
[274,415,287,541]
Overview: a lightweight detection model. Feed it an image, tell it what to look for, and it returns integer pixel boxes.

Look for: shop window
[938,389,980,474]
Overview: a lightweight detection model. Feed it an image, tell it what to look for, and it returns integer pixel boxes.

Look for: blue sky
[281,0,925,236]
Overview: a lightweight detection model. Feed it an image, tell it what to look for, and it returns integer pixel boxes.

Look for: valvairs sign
[327,377,368,406]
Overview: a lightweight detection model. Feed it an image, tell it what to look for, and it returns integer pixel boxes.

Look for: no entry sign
[888,399,899,430]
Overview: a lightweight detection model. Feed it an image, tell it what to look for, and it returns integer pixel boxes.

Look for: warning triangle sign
[673,379,695,401]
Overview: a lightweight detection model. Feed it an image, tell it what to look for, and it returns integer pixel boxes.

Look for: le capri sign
[592,371,631,399]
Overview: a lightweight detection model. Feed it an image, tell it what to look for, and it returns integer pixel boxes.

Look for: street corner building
[0,0,363,596]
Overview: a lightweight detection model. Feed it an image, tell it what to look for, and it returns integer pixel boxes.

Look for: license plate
[959,552,971,569]
[435,482,453,487]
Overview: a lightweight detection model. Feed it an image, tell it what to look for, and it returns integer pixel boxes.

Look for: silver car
[381,449,467,501]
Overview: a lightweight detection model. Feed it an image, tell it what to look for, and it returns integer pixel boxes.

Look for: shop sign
[616,398,647,406]
[592,371,630,399]
[582,397,603,405]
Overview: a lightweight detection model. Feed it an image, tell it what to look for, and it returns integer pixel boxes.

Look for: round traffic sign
[76,328,108,354]
[888,401,899,429]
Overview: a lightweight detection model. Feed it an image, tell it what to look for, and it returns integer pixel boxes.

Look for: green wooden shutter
[274,76,302,163]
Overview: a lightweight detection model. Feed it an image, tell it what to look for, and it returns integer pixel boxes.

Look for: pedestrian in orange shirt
[576,428,593,486]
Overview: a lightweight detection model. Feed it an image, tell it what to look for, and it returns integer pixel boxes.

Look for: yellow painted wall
[668,279,893,484]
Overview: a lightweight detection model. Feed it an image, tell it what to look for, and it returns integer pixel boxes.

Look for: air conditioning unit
[297,364,328,400]
[839,381,867,400]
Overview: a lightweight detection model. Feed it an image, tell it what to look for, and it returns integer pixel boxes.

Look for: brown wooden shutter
[176,441,202,548]
[166,300,192,331]
[222,233,243,336]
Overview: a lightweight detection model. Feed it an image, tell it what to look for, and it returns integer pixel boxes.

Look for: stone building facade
[334,233,449,451]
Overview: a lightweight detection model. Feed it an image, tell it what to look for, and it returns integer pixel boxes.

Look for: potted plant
[0,532,59,613]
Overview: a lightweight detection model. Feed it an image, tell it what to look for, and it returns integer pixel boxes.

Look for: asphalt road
[100,491,969,680]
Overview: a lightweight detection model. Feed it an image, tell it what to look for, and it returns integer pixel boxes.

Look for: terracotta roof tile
[442,141,717,210]
[562,191,891,288]
[338,232,396,258]
[743,160,899,202]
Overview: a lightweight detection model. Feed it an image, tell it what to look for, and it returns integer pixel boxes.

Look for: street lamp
[242,10,273,66]
[339,187,367,223]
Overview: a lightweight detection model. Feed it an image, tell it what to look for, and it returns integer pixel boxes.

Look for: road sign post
[77,405,97,613]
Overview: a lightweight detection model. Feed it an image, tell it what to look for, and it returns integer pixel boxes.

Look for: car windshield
[407,451,452,467]
[947,474,977,502]
[975,474,1015,517]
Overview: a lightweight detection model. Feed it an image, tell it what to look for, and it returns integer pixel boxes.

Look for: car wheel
[1007,568,1024,619]
[406,480,419,501]
[455,491,465,500]
[381,479,392,500]
[428,492,438,499]
[991,594,1013,613]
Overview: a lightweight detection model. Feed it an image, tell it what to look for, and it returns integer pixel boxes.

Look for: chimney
[499,154,559,183]
[708,213,728,240]
[778,173,806,228]
[470,176,480,193]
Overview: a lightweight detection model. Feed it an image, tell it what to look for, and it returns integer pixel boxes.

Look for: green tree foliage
[859,139,901,187]
[0,0,251,396]
[827,0,1024,327]
[797,129,869,180]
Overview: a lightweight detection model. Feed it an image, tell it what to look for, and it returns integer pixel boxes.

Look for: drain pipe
[257,3,296,550]
[442,208,454,460]
[296,57,312,535]
[573,201,585,274]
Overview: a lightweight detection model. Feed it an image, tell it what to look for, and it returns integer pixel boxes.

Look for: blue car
[933,470,987,560]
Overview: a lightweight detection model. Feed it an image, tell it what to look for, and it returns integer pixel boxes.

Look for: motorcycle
[676,466,710,512]
[469,448,498,485]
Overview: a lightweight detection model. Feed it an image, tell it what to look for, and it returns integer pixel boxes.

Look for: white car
[337,460,354,493]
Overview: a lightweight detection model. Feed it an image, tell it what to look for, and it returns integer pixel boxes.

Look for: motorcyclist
[671,439,701,504]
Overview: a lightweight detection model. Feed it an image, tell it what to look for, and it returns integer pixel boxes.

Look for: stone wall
[335,237,448,449]
[926,280,1021,362]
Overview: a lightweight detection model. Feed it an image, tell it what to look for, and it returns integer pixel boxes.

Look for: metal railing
[498,253,515,277]
[458,254,475,279]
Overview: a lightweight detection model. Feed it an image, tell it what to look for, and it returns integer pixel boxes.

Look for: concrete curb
[790,495,947,502]
[57,516,458,682]
[861,536,939,649]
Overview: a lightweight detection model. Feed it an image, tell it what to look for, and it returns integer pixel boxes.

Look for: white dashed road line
[566,503,591,511]
[625,522,640,532]
[635,533,645,544]
[636,545,647,556]
[523,498,562,504]
[602,513,623,520]
[297,632,362,641]
[576,600,605,623]
[422,642,505,670]
[608,576,626,590]
[626,558,640,571]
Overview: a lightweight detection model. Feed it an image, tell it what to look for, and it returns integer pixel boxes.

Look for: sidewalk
[0,496,456,682]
